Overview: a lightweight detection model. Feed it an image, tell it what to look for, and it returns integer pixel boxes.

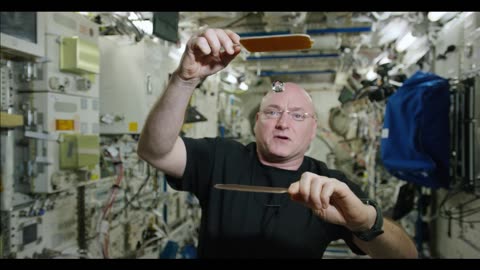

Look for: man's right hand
[176,28,241,82]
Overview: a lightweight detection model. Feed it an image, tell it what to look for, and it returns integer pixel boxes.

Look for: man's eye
[267,111,279,116]
[292,113,304,120]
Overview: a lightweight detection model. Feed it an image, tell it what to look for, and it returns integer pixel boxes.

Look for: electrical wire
[112,167,151,219]
[437,191,480,223]
[96,150,124,259]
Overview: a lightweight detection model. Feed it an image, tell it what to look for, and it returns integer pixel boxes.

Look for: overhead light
[373,51,389,65]
[396,31,417,52]
[132,20,153,35]
[402,36,429,67]
[114,12,129,17]
[239,82,249,91]
[378,56,392,65]
[365,68,378,81]
[427,12,446,22]
[223,73,238,84]
[128,12,139,21]
[378,18,409,45]
[439,12,459,23]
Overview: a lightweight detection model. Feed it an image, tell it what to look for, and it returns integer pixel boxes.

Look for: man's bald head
[260,82,315,115]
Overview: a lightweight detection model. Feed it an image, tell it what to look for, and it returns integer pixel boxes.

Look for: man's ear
[249,104,261,136]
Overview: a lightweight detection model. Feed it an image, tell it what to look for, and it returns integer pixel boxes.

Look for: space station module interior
[0,11,479,258]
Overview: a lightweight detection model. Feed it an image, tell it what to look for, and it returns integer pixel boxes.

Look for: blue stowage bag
[380,71,450,189]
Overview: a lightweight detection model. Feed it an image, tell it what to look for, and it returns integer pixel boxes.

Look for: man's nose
[275,112,289,129]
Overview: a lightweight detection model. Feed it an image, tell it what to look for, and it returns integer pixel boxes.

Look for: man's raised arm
[137,29,241,178]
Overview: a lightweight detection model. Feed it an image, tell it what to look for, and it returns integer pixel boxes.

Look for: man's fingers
[215,29,235,55]
[288,181,299,194]
[198,28,240,56]
[225,29,241,45]
[320,181,335,209]
[299,174,312,202]
[202,29,222,56]
[289,173,342,210]
[191,37,211,55]
[288,182,302,201]
[310,178,323,209]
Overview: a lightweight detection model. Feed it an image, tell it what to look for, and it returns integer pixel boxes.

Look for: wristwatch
[352,199,384,241]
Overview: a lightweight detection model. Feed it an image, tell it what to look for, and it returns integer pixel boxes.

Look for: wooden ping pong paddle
[240,34,314,53]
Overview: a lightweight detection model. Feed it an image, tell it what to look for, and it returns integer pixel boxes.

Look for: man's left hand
[288,172,376,232]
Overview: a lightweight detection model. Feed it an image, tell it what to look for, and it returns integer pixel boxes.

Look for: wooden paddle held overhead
[239,34,314,53]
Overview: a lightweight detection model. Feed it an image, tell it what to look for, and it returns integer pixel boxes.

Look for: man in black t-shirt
[138,28,418,258]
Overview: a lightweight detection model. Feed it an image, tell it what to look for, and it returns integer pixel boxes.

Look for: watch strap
[352,199,384,241]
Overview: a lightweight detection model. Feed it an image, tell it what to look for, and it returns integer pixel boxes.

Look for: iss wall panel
[99,36,178,134]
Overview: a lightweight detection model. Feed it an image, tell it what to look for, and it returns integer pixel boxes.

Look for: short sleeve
[165,136,218,203]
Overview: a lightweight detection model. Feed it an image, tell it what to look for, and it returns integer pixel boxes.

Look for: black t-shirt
[166,137,368,258]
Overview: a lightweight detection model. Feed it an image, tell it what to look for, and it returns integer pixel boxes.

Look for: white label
[101,220,109,234]
[381,128,389,138]
[106,146,119,158]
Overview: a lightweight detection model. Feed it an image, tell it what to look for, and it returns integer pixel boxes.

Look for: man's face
[254,83,317,162]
